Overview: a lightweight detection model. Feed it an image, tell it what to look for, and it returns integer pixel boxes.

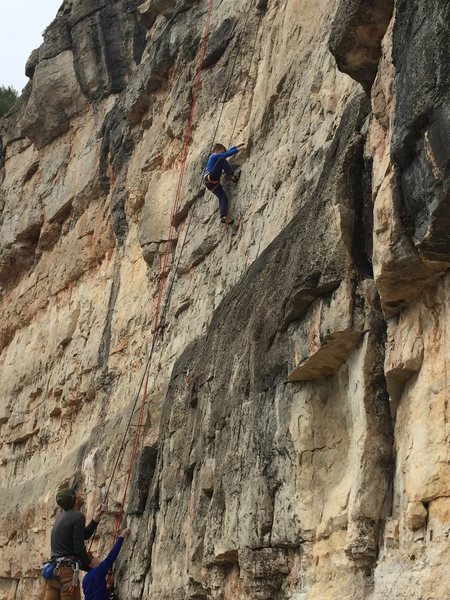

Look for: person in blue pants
[82,528,129,600]
[204,142,245,224]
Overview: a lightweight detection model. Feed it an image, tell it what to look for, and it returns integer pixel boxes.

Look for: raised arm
[95,537,125,577]
[85,502,108,539]
[221,147,239,159]
[225,143,245,158]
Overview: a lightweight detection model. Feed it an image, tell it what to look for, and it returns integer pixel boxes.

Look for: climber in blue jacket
[204,142,245,224]
[82,528,129,600]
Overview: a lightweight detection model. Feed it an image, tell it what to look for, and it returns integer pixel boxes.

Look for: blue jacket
[205,147,238,175]
[82,537,124,600]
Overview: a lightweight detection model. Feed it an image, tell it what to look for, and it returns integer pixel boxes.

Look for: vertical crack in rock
[127,446,158,515]
[349,132,373,277]
[110,175,130,243]
[98,256,122,370]
[345,313,393,564]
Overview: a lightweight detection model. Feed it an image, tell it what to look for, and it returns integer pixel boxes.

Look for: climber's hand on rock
[120,528,130,539]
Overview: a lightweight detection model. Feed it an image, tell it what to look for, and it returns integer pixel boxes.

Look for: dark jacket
[50,510,97,568]
[205,146,238,175]
[82,537,124,600]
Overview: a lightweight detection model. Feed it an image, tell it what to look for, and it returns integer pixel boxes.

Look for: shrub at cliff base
[0,85,18,117]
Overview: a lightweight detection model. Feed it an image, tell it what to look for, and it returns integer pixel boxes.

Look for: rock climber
[82,528,130,600]
[42,485,108,600]
[204,142,245,224]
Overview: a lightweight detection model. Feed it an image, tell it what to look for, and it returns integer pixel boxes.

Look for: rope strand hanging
[160,0,261,332]
[100,0,264,539]
[101,0,216,522]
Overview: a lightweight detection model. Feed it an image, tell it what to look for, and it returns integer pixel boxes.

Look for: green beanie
[56,487,76,511]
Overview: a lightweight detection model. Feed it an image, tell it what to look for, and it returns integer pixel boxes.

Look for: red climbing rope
[111,0,216,535]
[100,0,262,549]
[162,0,259,326]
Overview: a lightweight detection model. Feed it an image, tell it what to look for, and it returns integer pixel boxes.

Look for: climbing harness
[204,172,221,193]
[204,168,240,193]
[41,558,80,592]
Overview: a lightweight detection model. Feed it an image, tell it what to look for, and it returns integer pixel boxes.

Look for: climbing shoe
[220,217,235,225]
[228,171,241,184]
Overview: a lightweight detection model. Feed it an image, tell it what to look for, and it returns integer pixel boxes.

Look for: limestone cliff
[1,0,450,599]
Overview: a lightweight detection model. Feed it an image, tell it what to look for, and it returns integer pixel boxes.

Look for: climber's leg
[213,185,232,222]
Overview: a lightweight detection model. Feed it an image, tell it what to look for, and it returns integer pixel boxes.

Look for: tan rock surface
[1,0,450,599]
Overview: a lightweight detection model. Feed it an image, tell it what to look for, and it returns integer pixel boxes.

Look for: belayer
[41,486,108,600]
[82,528,130,600]
[204,142,245,224]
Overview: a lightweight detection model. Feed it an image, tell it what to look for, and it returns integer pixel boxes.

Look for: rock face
[0,1,449,599]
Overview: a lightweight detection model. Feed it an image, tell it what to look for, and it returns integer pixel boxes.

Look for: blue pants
[204,157,232,219]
